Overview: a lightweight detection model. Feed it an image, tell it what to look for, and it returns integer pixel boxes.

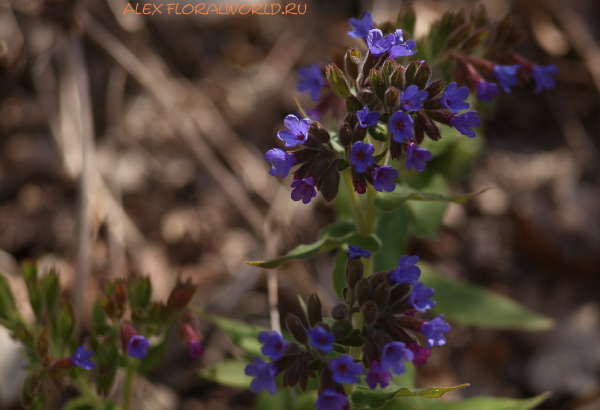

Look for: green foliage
[198,359,252,388]
[381,392,550,410]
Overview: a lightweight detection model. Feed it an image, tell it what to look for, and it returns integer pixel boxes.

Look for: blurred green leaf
[257,390,317,410]
[199,313,265,358]
[332,250,347,299]
[246,221,381,269]
[373,206,409,272]
[199,359,251,388]
[138,335,168,374]
[0,273,17,322]
[92,300,111,336]
[420,263,554,330]
[42,269,60,314]
[22,262,43,320]
[406,175,450,240]
[382,392,550,410]
[349,380,468,409]
[128,277,152,311]
[96,338,119,395]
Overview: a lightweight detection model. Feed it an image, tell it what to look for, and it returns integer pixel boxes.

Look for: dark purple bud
[461,27,490,52]
[385,87,400,108]
[357,89,376,106]
[320,163,341,204]
[352,126,368,144]
[424,109,453,126]
[355,278,372,307]
[345,258,364,291]
[389,283,411,301]
[390,65,406,90]
[282,358,308,391]
[424,79,446,99]
[383,319,417,344]
[408,342,431,366]
[496,13,511,38]
[36,329,49,360]
[293,149,320,165]
[373,282,391,312]
[310,122,331,144]
[166,278,197,312]
[414,119,425,145]
[332,320,354,340]
[395,316,425,332]
[370,69,386,101]
[345,47,361,80]
[331,303,349,321]
[362,301,379,328]
[307,293,323,328]
[339,122,353,147]
[345,95,364,114]
[326,64,351,100]
[285,313,308,345]
[413,62,432,90]
[404,60,419,86]
[471,4,488,28]
[445,22,473,48]
[390,138,403,160]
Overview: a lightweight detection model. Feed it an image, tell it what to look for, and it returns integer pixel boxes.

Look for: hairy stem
[341,168,367,234]
[123,358,136,410]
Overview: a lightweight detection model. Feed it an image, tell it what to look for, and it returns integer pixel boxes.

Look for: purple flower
[388,30,418,59]
[450,110,480,138]
[389,111,414,143]
[493,64,521,93]
[356,106,381,129]
[408,282,435,313]
[297,63,326,101]
[70,346,95,370]
[350,141,376,173]
[347,245,371,259]
[277,114,311,147]
[315,388,350,410]
[189,341,206,359]
[401,85,429,112]
[265,148,296,179]
[381,342,414,376]
[390,255,421,285]
[330,354,364,384]
[440,82,470,113]
[532,64,559,94]
[128,335,151,359]
[258,331,288,361]
[475,79,499,102]
[291,176,317,204]
[245,357,278,395]
[420,314,451,349]
[366,361,393,389]
[407,342,430,366]
[405,141,433,172]
[367,29,394,57]
[348,11,373,39]
[371,166,398,193]
[307,325,336,354]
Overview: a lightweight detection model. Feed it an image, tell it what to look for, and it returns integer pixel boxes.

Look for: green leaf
[373,185,490,212]
[420,263,554,330]
[199,359,251,388]
[138,334,168,374]
[387,392,550,410]
[374,149,389,165]
[407,175,450,240]
[373,206,409,272]
[246,221,381,269]
[0,273,17,322]
[128,277,152,311]
[198,312,266,357]
[369,123,389,142]
[42,269,60,314]
[332,250,347,299]
[349,380,468,409]
[22,262,43,320]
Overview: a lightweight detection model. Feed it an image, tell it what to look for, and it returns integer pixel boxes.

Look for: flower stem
[123,357,136,410]
[341,168,367,234]
[365,185,378,234]
[73,377,99,402]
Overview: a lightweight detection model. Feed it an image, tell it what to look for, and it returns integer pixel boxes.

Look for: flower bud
[128,276,152,310]
[373,282,391,312]
[404,60,419,86]
[345,47,361,80]
[332,320,354,340]
[319,163,340,204]
[326,64,351,100]
[353,125,368,144]
[21,372,44,407]
[390,66,406,91]
[285,313,308,345]
[307,293,323,328]
[413,62,432,90]
[385,87,400,108]
[370,69,386,101]
[114,279,128,319]
[417,111,441,141]
[36,328,49,361]
[425,79,446,99]
[452,8,467,29]
[339,122,353,147]
[471,4,489,28]
[389,283,411,301]
[362,301,379,328]
[414,119,425,145]
[358,89,376,106]
[382,59,396,84]
[310,122,331,144]
[390,138,403,159]
[355,278,372,307]
[446,22,474,49]
[345,258,364,291]
[345,95,363,114]
[496,13,511,39]
[166,278,198,312]
[424,110,453,126]
[294,148,320,164]
[461,27,490,52]
[383,320,417,344]
[331,303,349,321]
[283,358,308,391]
[394,316,424,332]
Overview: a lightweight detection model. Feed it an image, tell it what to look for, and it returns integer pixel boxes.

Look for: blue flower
[297,63,326,101]
[450,110,480,138]
[70,346,95,370]
[493,64,521,93]
[128,335,151,359]
[371,166,398,193]
[390,255,421,285]
[532,64,559,94]
[350,141,376,173]
[367,29,394,57]
[475,79,499,102]
[408,282,435,313]
[290,176,317,204]
[315,388,350,410]
[401,85,429,112]
[258,331,288,361]
[277,114,311,147]
[347,245,371,260]
[264,148,296,178]
[405,141,433,172]
[388,30,418,59]
[348,11,373,39]
[420,314,451,349]
[245,358,278,395]
[189,341,205,359]
[440,82,470,113]
[381,342,414,376]
[366,361,393,389]
[330,354,364,384]
[307,325,336,354]
[356,106,381,129]
[389,111,414,143]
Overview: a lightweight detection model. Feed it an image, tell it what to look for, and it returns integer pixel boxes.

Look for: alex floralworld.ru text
[123,2,307,15]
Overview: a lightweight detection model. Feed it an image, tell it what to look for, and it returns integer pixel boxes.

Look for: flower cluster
[245,249,450,408]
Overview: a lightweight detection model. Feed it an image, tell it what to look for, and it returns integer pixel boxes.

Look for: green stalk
[341,168,367,234]
[122,357,136,410]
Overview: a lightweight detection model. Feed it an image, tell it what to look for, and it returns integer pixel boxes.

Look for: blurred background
[0,0,599,408]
